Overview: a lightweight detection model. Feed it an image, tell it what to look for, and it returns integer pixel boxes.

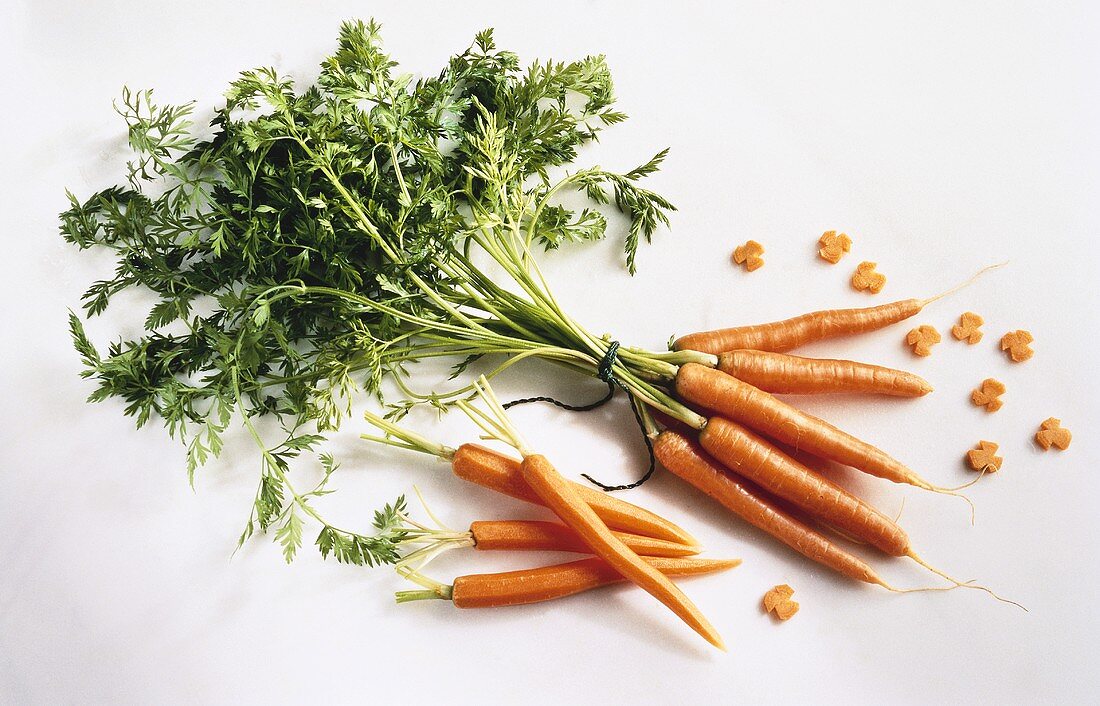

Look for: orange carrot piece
[1001,330,1034,362]
[732,240,766,271]
[675,363,932,490]
[1035,418,1071,451]
[717,349,932,397]
[450,556,740,609]
[971,378,1006,413]
[951,312,984,344]
[818,231,852,264]
[521,453,726,650]
[469,520,700,558]
[451,443,698,546]
[850,261,887,294]
[905,325,941,357]
[763,584,800,620]
[653,430,885,585]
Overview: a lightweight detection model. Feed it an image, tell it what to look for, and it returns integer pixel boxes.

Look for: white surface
[3,1,1099,703]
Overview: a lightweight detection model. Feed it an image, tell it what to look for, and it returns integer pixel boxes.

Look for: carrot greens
[63,20,697,563]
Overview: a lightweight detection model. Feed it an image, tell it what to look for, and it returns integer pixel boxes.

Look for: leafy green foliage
[61,19,674,564]
[316,496,408,566]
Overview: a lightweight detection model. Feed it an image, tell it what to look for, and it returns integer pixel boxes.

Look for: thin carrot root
[907,551,1027,611]
[919,262,1007,307]
[878,580,975,594]
[911,477,977,524]
[892,496,907,523]
[938,472,988,492]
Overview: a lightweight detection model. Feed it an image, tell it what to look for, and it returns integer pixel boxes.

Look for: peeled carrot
[717,349,933,397]
[360,412,700,547]
[521,453,726,650]
[396,556,740,608]
[452,443,698,546]
[653,429,885,584]
[469,520,699,557]
[696,417,909,556]
[673,264,1003,354]
[675,363,942,492]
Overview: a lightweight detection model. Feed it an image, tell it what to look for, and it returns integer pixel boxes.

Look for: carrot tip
[906,551,1026,611]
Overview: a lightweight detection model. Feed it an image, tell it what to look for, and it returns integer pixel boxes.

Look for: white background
[3,1,1098,703]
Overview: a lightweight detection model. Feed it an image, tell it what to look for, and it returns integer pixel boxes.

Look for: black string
[501,340,657,492]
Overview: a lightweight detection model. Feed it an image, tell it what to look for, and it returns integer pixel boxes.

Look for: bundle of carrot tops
[61,20,1014,650]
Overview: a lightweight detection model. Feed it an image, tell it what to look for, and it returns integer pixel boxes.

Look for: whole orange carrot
[674,299,924,354]
[717,350,932,397]
[673,265,1002,354]
[395,556,740,608]
[675,363,942,492]
[469,520,699,557]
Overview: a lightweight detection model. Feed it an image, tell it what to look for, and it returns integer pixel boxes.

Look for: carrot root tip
[907,551,1026,611]
[915,478,977,524]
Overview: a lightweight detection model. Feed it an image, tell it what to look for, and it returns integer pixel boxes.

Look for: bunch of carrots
[365,273,1021,649]
[362,409,736,634]
[384,378,733,650]
[60,24,1030,651]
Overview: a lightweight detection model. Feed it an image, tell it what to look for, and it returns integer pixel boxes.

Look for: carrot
[520,454,725,648]
[717,349,933,397]
[361,412,699,547]
[658,425,1022,607]
[459,379,726,649]
[395,556,740,608]
[674,298,924,354]
[469,520,699,557]
[675,363,955,494]
[696,416,908,555]
[653,429,886,584]
[392,500,700,575]
[672,264,1003,354]
[452,444,698,546]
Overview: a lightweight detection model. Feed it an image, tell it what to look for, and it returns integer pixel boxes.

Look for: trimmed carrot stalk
[414,557,739,608]
[469,520,700,558]
[452,443,699,547]
[673,299,924,354]
[675,363,934,490]
[694,418,910,557]
[717,350,933,397]
[521,453,726,650]
[652,429,885,585]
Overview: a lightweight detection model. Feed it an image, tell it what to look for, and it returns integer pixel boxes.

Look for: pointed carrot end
[678,531,703,549]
